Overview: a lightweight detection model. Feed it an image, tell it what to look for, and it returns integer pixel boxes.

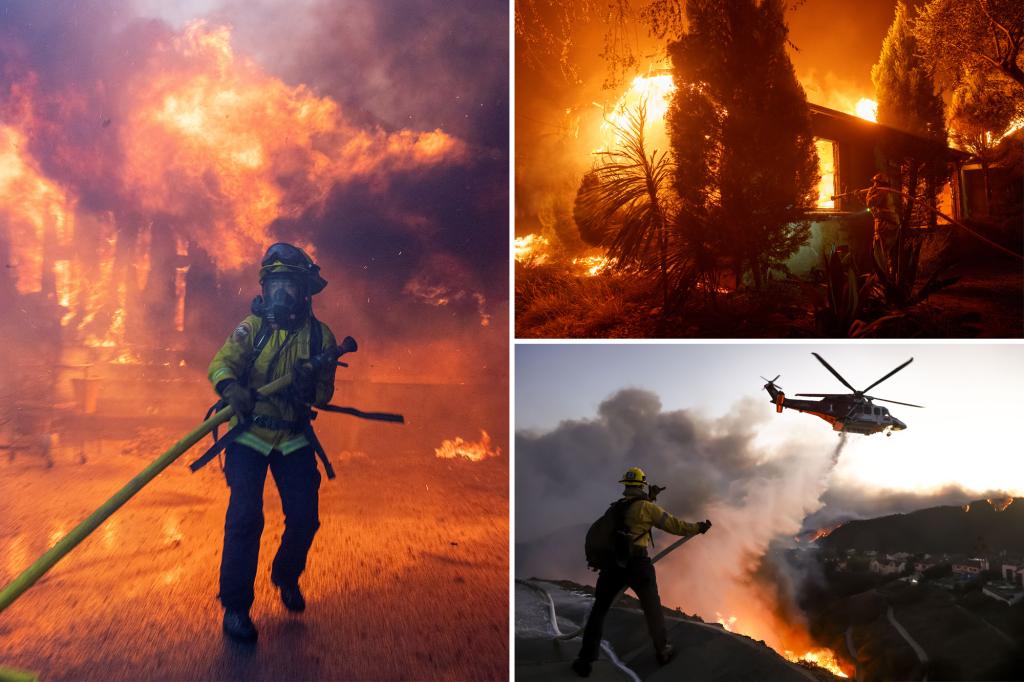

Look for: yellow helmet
[619,467,647,487]
[258,242,328,295]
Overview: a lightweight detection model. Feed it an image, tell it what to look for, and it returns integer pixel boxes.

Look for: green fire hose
[0,371,288,616]
[0,337,356,617]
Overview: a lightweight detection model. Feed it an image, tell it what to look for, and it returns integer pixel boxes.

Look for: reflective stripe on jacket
[208,314,337,454]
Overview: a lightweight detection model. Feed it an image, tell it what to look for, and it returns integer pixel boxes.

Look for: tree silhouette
[666,0,817,290]
[574,102,677,310]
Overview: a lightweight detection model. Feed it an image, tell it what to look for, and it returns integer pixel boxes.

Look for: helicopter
[763,353,923,436]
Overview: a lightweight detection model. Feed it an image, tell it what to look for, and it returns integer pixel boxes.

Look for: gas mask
[251,276,309,330]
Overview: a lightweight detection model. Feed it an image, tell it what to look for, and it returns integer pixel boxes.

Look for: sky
[516,343,1024,500]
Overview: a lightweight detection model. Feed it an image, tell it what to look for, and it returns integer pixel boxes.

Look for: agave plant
[869,229,958,308]
[815,245,873,337]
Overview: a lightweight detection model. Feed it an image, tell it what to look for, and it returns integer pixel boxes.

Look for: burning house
[786,103,972,277]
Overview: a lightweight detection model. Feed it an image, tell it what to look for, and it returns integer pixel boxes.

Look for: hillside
[516,579,843,681]
[819,498,1022,554]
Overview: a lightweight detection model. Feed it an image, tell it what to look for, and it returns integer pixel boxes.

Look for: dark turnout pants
[219,442,321,612]
[578,555,667,662]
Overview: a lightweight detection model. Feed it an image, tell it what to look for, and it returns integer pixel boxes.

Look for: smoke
[516,388,840,649]
[799,68,875,115]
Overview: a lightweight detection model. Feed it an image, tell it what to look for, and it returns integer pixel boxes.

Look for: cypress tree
[666,0,818,289]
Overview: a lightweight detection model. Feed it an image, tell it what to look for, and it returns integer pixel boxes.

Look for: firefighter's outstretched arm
[642,501,703,536]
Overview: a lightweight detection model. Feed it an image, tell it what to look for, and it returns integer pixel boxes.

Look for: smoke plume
[516,388,839,648]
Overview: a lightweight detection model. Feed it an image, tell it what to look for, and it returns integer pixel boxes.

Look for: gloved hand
[220,381,256,418]
[697,519,712,534]
[289,362,317,404]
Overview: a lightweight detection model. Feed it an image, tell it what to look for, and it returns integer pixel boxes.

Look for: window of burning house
[814,138,837,209]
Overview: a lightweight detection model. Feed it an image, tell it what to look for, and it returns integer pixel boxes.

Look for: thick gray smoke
[516,388,840,648]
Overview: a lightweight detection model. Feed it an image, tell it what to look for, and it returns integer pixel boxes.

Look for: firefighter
[572,467,711,677]
[209,242,338,643]
[864,172,900,267]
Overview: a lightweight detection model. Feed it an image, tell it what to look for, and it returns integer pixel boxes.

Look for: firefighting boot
[222,609,258,643]
[571,658,592,677]
[276,582,306,613]
[656,643,675,666]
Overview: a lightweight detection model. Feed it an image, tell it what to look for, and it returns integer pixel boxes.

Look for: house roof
[809,102,971,163]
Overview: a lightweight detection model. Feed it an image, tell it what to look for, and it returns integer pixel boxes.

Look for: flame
[593,71,864,216]
[434,430,501,462]
[987,497,1014,512]
[854,98,878,123]
[715,612,737,631]
[1,19,463,360]
[815,139,837,209]
[515,233,613,277]
[784,648,850,678]
[0,125,76,295]
[514,233,551,266]
[797,520,845,543]
[597,72,675,153]
[715,612,850,677]
[571,254,612,277]
[120,20,462,271]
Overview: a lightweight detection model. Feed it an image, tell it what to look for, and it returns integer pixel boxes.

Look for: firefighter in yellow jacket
[573,467,711,677]
[209,243,337,643]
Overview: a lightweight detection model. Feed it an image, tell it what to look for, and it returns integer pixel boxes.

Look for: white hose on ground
[517,578,641,682]
[555,534,696,641]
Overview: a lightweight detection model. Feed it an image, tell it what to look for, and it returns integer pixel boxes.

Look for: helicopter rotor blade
[866,396,924,408]
[862,357,914,394]
[796,393,850,397]
[811,352,857,393]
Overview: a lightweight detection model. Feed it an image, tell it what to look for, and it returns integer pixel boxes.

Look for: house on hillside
[870,558,906,576]
[785,104,972,278]
[953,558,989,576]
[1001,562,1024,588]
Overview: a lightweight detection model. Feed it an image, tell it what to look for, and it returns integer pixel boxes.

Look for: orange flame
[120,20,463,271]
[797,520,846,543]
[597,72,675,153]
[854,98,878,123]
[514,234,551,266]
[987,497,1014,512]
[2,19,464,356]
[0,125,75,295]
[571,254,612,277]
[784,647,850,678]
[715,612,850,677]
[515,233,613,277]
[434,430,501,462]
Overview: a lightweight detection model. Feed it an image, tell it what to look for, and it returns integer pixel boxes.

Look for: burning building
[0,14,508,458]
[787,103,973,277]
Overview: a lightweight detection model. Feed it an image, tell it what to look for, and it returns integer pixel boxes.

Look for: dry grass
[515,264,658,338]
[516,259,1024,338]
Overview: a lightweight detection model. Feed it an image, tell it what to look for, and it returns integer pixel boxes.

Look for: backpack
[584,497,642,571]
